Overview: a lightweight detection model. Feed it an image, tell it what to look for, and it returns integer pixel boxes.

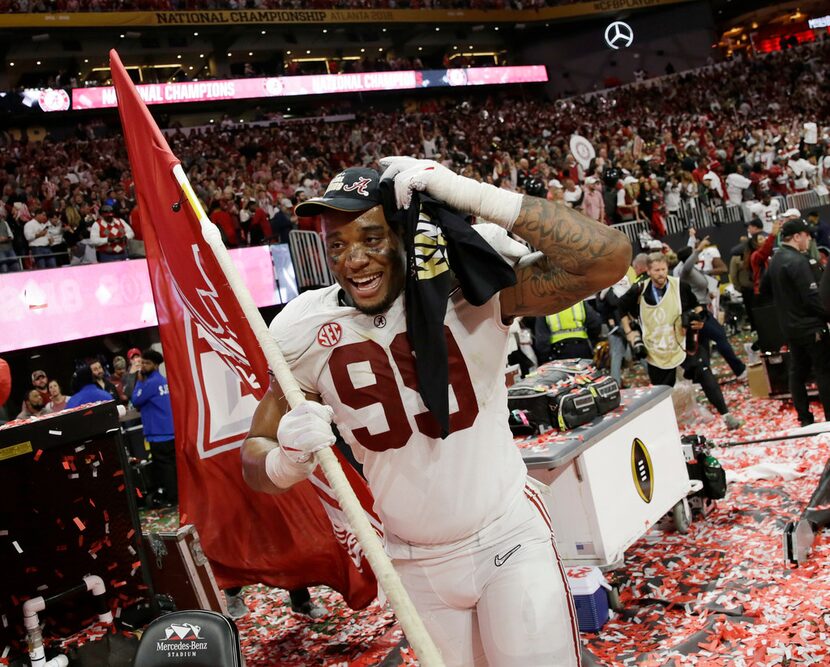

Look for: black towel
[381,183,517,438]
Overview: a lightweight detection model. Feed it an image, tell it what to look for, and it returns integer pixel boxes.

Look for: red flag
[109,50,379,608]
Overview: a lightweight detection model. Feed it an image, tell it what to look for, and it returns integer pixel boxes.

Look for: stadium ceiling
[0,0,823,84]
[5,22,512,84]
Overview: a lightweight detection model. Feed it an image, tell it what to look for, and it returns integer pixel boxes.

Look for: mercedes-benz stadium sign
[604,21,634,50]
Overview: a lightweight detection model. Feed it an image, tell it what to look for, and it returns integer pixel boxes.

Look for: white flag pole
[171,164,444,667]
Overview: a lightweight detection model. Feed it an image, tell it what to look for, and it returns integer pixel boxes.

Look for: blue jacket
[132,370,175,442]
[66,384,114,410]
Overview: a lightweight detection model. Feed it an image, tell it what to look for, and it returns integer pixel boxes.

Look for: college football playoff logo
[631,438,654,503]
[604,21,634,50]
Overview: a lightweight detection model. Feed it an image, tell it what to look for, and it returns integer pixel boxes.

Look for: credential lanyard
[651,282,666,305]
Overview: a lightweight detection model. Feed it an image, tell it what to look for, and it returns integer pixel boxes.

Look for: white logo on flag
[176,244,262,459]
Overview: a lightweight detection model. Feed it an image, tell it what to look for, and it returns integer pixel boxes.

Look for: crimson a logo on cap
[342,177,372,197]
[317,322,342,347]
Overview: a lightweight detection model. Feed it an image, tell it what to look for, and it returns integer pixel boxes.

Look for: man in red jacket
[209,199,240,247]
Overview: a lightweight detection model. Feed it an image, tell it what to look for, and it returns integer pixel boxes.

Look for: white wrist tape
[265,446,315,490]
[431,172,523,231]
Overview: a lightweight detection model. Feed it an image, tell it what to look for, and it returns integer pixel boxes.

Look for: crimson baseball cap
[127,347,142,359]
[295,168,381,217]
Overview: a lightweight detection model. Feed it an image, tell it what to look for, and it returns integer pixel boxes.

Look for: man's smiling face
[322,205,406,315]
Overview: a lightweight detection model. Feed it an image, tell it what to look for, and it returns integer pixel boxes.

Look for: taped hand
[379,156,458,211]
[379,155,523,229]
[277,401,336,464]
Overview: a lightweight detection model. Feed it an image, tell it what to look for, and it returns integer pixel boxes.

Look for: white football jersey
[748,200,780,234]
[269,284,527,555]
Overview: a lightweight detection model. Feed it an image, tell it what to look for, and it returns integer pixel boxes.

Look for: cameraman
[619,253,742,430]
[676,236,746,381]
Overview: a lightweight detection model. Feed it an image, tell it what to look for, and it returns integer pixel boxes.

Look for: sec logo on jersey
[317,322,343,347]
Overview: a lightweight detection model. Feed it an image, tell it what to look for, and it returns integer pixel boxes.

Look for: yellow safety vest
[639,277,686,369]
[546,302,588,344]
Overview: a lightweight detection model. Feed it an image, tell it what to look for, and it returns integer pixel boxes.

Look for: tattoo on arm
[512,197,622,273]
[504,197,630,316]
[511,256,592,313]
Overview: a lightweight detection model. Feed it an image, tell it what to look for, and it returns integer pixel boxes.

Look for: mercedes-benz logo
[604,21,634,50]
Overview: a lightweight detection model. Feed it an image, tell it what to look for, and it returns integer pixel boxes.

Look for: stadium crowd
[1,39,829,271]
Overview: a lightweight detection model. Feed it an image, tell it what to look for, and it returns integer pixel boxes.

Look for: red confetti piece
[33,449,43,462]
[73,517,86,531]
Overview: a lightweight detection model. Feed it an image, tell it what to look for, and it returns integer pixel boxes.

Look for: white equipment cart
[518,385,692,567]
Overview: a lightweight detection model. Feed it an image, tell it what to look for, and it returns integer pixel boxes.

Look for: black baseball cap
[294,168,381,217]
[781,218,813,238]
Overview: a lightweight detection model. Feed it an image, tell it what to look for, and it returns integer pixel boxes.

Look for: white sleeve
[123,221,135,240]
[23,221,38,242]
[267,292,329,396]
[88,221,106,246]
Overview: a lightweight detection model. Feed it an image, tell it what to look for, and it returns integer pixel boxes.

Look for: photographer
[676,236,746,381]
[597,275,633,385]
[619,253,742,430]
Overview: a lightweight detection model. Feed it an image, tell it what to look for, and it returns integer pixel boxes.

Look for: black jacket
[533,301,602,362]
[766,244,828,342]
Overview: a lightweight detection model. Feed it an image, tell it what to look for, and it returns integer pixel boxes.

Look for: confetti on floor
[139,343,830,666]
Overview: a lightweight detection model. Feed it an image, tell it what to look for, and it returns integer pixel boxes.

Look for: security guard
[766,218,830,427]
[534,300,598,362]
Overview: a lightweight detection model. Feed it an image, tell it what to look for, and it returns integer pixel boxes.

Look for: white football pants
[393,482,582,667]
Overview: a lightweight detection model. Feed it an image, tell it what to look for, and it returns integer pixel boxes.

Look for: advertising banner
[71,66,548,111]
[0,245,278,353]
[0,0,692,28]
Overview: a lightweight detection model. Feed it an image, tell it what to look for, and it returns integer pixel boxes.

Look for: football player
[241,158,630,666]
